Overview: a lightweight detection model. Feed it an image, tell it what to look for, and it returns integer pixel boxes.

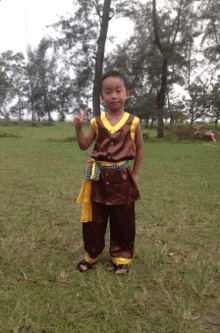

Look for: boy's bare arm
[74,107,96,150]
[132,121,144,185]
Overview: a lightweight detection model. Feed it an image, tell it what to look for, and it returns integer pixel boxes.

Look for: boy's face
[101,77,130,112]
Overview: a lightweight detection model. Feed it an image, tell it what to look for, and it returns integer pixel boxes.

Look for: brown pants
[83,201,135,262]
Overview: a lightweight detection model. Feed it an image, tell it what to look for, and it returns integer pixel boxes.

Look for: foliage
[105,0,204,134]
[183,79,210,125]
[0,51,26,120]
[26,39,58,121]
[199,0,220,65]
[50,0,138,116]
[164,123,219,142]
[208,81,220,127]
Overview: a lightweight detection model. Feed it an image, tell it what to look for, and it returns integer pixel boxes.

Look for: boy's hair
[100,70,130,93]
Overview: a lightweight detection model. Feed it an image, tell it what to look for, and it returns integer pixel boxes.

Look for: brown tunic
[90,113,140,205]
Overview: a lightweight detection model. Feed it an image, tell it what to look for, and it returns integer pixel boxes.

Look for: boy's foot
[76,259,95,272]
[115,265,129,275]
[108,261,129,275]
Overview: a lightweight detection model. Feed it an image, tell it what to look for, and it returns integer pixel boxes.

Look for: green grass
[0,121,220,332]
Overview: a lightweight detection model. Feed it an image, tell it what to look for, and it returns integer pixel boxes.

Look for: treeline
[0,0,220,136]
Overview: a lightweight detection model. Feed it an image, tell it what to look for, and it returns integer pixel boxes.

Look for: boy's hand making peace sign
[73,106,88,129]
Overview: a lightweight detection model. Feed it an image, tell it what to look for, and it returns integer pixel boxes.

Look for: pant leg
[109,201,135,264]
[82,202,109,261]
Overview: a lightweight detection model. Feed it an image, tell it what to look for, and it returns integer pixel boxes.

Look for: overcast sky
[0,0,136,56]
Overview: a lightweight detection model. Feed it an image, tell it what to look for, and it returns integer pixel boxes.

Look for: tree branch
[152,0,164,55]
[171,0,184,46]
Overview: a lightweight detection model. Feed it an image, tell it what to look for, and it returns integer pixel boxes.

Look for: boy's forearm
[75,127,88,150]
[132,146,144,176]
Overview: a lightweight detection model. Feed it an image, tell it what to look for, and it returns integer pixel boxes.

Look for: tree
[105,1,194,130]
[26,39,58,121]
[0,51,27,120]
[93,0,112,116]
[208,81,220,128]
[9,53,27,120]
[51,0,133,116]
[26,47,38,120]
[183,79,209,126]
[199,0,220,66]
[53,69,75,122]
[0,67,11,119]
[152,0,201,137]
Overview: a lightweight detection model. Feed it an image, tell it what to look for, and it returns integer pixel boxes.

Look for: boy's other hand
[73,106,88,129]
[131,173,138,187]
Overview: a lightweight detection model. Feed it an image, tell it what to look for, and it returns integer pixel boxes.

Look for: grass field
[0,121,220,333]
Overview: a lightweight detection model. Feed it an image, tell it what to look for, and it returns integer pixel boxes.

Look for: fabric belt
[84,158,129,181]
[76,157,129,222]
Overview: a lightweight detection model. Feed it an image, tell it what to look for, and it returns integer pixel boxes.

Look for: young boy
[74,70,144,274]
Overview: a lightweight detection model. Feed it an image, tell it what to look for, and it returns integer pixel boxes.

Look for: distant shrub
[10,120,19,126]
[28,122,41,127]
[165,125,218,142]
[0,120,19,127]
[0,120,55,127]
[42,121,54,126]
[143,133,149,140]
[64,137,77,142]
[0,131,20,138]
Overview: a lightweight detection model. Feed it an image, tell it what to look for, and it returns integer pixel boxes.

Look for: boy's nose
[111,92,117,99]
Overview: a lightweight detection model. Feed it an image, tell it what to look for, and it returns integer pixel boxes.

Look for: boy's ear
[126,90,130,99]
[101,93,104,100]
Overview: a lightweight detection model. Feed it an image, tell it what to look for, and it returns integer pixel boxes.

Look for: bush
[0,131,20,138]
[28,122,41,127]
[64,137,77,142]
[42,121,54,126]
[165,125,218,142]
[143,133,149,140]
[0,120,19,127]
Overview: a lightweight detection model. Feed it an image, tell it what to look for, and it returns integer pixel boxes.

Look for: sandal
[76,259,96,272]
[109,260,129,276]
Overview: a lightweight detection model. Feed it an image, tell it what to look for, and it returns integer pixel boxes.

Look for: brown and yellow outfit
[77,112,140,266]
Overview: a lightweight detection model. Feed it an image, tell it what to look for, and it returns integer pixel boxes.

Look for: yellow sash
[76,158,127,222]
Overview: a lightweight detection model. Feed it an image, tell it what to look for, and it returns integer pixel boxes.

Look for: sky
[0,0,136,56]
[0,0,73,54]
[0,0,139,120]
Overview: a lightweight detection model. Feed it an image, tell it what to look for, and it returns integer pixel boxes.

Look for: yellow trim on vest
[91,118,98,135]
[111,257,132,265]
[131,116,139,141]
[85,251,101,264]
[76,158,128,222]
[100,112,130,134]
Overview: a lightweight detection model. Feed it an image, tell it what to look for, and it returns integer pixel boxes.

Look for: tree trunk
[152,0,168,138]
[145,115,149,128]
[157,108,164,137]
[169,111,174,129]
[31,93,35,121]
[156,58,167,138]
[0,109,10,120]
[167,90,173,129]
[18,94,22,121]
[150,117,155,129]
[92,0,112,117]
[215,115,219,129]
